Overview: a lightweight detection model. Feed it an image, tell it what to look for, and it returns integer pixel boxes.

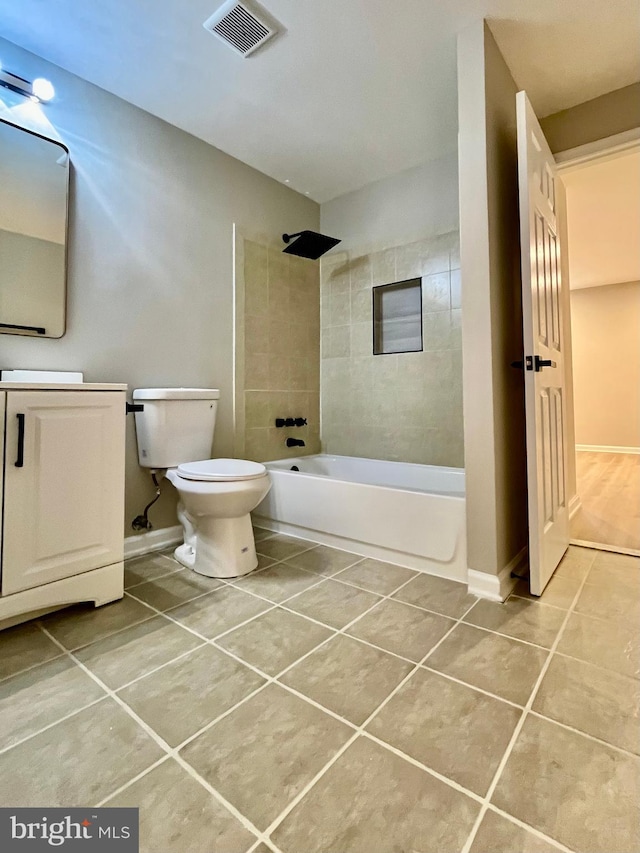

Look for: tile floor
[0,535,639,853]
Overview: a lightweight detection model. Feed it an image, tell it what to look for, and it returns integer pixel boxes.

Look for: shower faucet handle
[294,417,307,427]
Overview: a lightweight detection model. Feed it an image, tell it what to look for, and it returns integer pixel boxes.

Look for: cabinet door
[2,391,125,595]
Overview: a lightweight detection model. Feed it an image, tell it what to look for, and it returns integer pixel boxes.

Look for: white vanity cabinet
[0,383,127,627]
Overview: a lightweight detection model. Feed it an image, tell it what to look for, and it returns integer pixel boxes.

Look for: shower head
[282,231,341,260]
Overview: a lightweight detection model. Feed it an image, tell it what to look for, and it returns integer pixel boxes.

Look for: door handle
[15,413,25,467]
[525,356,557,372]
[534,356,556,371]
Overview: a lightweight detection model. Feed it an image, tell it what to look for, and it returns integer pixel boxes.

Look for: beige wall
[457,21,528,581]
[236,236,321,462]
[571,282,640,449]
[563,151,640,289]
[540,83,640,154]
[320,232,463,465]
[320,153,459,255]
[0,38,319,540]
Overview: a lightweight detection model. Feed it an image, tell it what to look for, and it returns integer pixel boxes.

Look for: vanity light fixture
[0,64,55,103]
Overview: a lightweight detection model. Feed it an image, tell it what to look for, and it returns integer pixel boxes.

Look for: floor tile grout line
[0,648,67,685]
[125,548,308,612]
[484,803,577,853]
[419,663,524,710]
[123,565,186,591]
[95,755,172,807]
[262,597,481,839]
[123,582,229,612]
[109,640,210,693]
[361,730,484,804]
[454,617,558,652]
[123,553,185,587]
[552,646,640,680]
[161,591,281,639]
[170,752,270,848]
[526,709,640,759]
[508,592,574,611]
[458,555,597,853]
[262,732,361,838]
[276,569,464,638]
[37,622,268,849]
[36,604,159,656]
[0,695,108,757]
[228,569,335,607]
[247,839,283,853]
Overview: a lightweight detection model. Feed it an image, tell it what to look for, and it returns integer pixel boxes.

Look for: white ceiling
[1,0,638,202]
[563,149,640,290]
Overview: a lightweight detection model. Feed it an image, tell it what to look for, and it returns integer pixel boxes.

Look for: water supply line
[131,471,162,531]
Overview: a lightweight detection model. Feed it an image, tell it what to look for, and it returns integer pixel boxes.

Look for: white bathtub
[253,454,467,582]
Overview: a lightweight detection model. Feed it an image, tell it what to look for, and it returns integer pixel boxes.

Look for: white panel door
[2,391,125,595]
[0,392,5,565]
[517,91,569,596]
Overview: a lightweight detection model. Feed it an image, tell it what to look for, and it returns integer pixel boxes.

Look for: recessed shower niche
[373,278,423,355]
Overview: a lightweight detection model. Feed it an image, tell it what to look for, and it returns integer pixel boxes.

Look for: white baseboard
[568,494,582,520]
[467,546,528,602]
[576,444,640,455]
[124,525,182,560]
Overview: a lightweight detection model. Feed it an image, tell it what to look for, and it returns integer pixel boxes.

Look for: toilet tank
[132,388,220,468]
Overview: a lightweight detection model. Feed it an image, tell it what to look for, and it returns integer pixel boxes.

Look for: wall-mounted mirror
[0,118,69,338]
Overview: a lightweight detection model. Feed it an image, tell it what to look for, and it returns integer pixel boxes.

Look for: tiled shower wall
[320,231,463,466]
[238,238,321,462]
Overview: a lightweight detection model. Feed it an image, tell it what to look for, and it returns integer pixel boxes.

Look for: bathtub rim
[265,453,465,499]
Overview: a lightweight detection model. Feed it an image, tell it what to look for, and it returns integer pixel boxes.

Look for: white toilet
[132,388,271,578]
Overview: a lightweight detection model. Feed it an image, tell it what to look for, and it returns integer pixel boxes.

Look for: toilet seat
[176,458,266,482]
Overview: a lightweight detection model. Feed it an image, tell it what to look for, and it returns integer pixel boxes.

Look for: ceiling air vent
[203,0,278,57]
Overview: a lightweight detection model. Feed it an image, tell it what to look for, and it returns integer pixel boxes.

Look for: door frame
[554,132,640,553]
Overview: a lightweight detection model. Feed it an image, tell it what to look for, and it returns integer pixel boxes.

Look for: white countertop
[0,382,128,391]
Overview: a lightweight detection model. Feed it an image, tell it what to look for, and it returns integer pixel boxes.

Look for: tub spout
[286,437,305,448]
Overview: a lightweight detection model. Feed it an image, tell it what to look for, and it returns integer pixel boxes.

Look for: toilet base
[174,512,258,579]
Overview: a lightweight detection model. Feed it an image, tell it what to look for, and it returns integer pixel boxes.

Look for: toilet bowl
[132,388,271,579]
[165,458,271,578]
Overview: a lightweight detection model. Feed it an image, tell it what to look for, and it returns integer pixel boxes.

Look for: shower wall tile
[326,325,351,359]
[240,238,321,462]
[245,352,270,389]
[371,248,396,286]
[422,272,451,312]
[450,269,461,310]
[351,289,372,323]
[350,255,373,290]
[320,230,463,468]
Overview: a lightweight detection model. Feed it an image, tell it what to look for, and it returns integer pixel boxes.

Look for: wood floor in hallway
[571,451,640,552]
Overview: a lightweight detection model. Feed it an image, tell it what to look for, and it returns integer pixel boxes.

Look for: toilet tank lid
[133,388,220,401]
